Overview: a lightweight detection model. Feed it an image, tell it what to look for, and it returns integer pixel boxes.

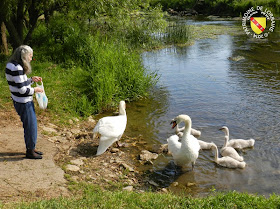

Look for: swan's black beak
[170,120,177,129]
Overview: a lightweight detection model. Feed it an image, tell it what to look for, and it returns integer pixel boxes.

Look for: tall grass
[164,21,191,45]
[29,15,157,118]
[1,10,190,121]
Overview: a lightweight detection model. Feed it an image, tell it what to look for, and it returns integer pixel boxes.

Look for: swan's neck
[214,146,219,162]
[224,128,229,137]
[223,136,229,148]
[183,120,191,135]
[181,119,192,145]
[119,108,126,115]
[175,125,180,134]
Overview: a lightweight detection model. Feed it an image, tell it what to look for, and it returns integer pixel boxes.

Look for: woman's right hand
[34,87,44,93]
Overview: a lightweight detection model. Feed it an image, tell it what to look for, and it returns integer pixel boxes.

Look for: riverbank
[1,110,280,208]
[0,107,167,204]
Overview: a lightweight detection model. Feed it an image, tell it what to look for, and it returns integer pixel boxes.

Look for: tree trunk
[0,22,9,55]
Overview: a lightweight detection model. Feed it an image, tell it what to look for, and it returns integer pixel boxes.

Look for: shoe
[26,149,43,159]
[34,149,43,155]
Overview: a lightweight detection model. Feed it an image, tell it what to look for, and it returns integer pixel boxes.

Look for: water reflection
[125,85,170,143]
[135,20,280,196]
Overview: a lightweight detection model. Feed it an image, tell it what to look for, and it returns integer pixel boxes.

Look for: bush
[31,15,157,116]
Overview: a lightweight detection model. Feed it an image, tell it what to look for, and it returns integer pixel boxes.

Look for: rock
[108,174,116,178]
[42,126,57,133]
[151,144,168,154]
[66,164,80,172]
[160,188,168,193]
[123,186,133,192]
[73,117,79,122]
[120,163,134,172]
[148,180,159,187]
[139,150,158,161]
[111,148,120,153]
[70,159,84,166]
[88,116,96,124]
[68,147,79,156]
[186,182,196,187]
[47,123,58,129]
[48,136,61,143]
[70,128,80,135]
[228,56,245,62]
[65,132,73,139]
[171,182,179,187]
[71,176,79,182]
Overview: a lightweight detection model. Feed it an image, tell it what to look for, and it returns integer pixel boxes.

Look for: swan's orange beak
[171,121,177,129]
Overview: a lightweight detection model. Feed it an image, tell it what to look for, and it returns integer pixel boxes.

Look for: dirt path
[0,110,68,202]
[0,108,155,204]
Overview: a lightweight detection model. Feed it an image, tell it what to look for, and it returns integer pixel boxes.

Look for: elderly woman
[5,45,44,159]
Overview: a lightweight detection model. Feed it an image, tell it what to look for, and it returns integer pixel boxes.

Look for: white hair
[9,45,33,74]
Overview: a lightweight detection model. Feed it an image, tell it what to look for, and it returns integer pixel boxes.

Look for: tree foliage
[0,0,68,50]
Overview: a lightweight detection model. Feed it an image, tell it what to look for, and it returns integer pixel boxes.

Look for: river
[124,18,280,196]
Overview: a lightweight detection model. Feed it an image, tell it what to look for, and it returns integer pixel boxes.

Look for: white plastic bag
[35,81,48,109]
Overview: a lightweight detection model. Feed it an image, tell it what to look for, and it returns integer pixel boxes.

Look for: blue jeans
[13,101,37,150]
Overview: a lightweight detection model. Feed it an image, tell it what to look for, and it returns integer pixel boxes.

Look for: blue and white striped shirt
[5,61,34,103]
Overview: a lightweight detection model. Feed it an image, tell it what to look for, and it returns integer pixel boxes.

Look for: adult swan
[167,115,200,171]
[93,101,127,156]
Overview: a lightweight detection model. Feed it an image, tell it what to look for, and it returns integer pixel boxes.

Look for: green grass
[2,184,280,209]
[164,21,191,45]
[151,0,280,16]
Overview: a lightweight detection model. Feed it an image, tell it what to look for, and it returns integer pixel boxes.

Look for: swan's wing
[94,115,127,138]
[167,135,181,155]
[191,128,201,138]
[229,138,255,147]
[189,135,201,153]
[96,135,117,155]
[198,140,213,150]
[218,156,246,168]
[220,147,244,162]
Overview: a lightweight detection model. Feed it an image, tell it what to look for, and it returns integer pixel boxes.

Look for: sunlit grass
[3,184,280,209]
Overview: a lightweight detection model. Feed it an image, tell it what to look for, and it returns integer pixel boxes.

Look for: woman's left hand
[32,76,42,82]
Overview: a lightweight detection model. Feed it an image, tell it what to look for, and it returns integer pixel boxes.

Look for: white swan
[211,144,246,169]
[175,125,201,138]
[219,126,255,149]
[175,126,212,150]
[167,115,200,170]
[93,101,127,156]
[198,140,216,150]
[220,134,244,162]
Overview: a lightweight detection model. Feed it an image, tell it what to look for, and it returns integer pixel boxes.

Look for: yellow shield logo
[250,17,266,34]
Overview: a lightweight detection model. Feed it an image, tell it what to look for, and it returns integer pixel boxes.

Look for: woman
[5,45,44,159]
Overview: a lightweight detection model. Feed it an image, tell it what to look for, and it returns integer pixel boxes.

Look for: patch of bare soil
[0,109,156,204]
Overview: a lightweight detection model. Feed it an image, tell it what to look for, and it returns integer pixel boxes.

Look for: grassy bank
[1,2,278,208]
[151,0,280,16]
[0,12,192,123]
[2,184,280,208]
[0,22,242,124]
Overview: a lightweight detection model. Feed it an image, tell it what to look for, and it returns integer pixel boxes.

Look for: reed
[164,21,191,45]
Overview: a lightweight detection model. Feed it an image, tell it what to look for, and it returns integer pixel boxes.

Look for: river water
[124,19,280,196]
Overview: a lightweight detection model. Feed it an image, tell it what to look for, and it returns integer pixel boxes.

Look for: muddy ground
[0,108,163,204]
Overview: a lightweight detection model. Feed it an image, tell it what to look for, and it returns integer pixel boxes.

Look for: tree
[0,0,68,50]
[0,22,9,55]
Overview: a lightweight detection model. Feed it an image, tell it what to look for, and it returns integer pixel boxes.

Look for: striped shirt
[5,61,34,103]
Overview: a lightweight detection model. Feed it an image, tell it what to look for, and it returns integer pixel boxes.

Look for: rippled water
[125,19,280,196]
